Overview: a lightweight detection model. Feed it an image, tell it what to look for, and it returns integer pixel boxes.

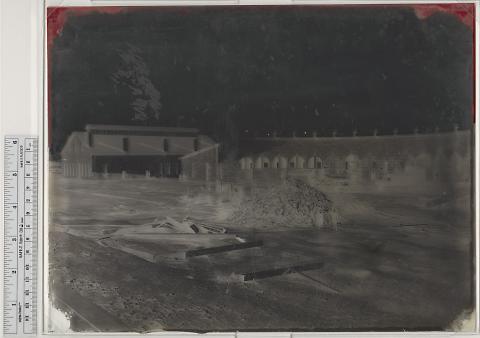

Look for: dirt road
[48,174,473,332]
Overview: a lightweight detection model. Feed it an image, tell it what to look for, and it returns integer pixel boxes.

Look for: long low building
[236,130,472,183]
[60,124,219,180]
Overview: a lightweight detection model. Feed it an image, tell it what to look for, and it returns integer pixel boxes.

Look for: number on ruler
[4,136,38,335]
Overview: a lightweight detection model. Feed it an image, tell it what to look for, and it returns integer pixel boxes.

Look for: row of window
[244,159,397,171]
[122,138,171,152]
[87,134,200,152]
[254,161,330,169]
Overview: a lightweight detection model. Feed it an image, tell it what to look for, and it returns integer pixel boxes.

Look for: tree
[112,43,162,121]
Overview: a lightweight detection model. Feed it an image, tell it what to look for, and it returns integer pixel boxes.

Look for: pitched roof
[85,124,199,136]
[60,129,216,159]
[238,131,471,159]
[60,132,91,160]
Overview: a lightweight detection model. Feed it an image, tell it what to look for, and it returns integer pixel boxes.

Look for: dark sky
[50,6,473,153]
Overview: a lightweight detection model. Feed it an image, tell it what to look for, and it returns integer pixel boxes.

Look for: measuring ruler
[3,136,38,335]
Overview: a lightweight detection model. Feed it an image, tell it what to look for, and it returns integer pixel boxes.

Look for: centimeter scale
[3,136,38,335]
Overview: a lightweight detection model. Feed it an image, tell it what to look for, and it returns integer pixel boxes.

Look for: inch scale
[3,136,38,335]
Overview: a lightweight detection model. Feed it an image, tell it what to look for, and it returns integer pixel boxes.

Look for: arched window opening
[122,138,129,152]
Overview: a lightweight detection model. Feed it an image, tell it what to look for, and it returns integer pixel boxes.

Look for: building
[60,124,219,179]
[180,143,220,182]
[236,130,472,185]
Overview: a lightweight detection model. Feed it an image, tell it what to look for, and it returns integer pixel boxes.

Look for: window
[88,133,93,147]
[193,138,199,151]
[163,139,169,152]
[316,161,322,169]
[263,162,269,168]
[122,138,129,152]
[290,162,295,168]
[345,161,349,170]
[276,162,280,168]
[388,162,394,173]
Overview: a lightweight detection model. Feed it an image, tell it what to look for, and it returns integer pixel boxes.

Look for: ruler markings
[3,137,38,335]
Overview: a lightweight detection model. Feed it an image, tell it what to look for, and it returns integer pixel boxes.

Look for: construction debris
[181,217,227,234]
[149,216,197,233]
[113,216,226,236]
[185,240,263,257]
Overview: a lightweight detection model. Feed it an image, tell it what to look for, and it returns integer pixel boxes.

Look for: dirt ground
[48,169,473,333]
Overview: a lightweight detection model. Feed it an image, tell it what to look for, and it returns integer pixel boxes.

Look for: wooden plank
[243,262,324,281]
[185,240,263,257]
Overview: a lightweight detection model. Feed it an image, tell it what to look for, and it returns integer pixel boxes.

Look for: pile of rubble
[229,178,341,229]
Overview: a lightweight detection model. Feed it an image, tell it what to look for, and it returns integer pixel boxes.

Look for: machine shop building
[60,124,219,180]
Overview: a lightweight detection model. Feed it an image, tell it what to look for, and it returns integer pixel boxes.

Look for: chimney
[373,128,378,137]
[352,129,358,137]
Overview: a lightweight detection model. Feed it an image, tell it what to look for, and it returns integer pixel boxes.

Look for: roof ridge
[85,124,199,133]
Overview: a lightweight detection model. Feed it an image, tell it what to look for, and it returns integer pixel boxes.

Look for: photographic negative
[47,4,475,333]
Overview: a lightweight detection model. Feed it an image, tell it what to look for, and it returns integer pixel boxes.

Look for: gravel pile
[229,178,341,228]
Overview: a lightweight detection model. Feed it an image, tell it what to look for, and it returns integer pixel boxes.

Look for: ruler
[3,136,38,335]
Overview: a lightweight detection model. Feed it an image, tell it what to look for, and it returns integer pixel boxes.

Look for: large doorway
[92,155,182,177]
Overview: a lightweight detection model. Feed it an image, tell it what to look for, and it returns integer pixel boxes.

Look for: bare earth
[48,170,473,332]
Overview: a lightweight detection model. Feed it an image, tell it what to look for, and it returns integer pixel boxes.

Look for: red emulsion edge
[411,4,476,124]
[411,3,475,29]
[46,4,477,147]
